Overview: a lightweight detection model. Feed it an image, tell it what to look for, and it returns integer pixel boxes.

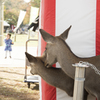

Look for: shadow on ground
[0,67,39,100]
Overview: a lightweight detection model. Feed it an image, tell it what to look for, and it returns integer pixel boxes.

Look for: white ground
[0,46,37,67]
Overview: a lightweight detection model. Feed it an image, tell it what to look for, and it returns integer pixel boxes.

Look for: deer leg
[83,89,89,100]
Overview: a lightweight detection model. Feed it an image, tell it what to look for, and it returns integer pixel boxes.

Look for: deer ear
[25,52,37,63]
[39,29,55,43]
[59,25,72,40]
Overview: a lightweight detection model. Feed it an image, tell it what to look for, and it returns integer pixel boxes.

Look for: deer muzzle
[45,62,52,68]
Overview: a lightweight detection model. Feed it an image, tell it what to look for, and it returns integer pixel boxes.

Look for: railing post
[72,62,89,100]
[0,1,4,46]
[24,39,38,82]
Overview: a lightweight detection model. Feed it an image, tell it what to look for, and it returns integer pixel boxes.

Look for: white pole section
[0,1,4,46]
[72,62,89,100]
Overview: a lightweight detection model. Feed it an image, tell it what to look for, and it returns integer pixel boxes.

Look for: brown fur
[25,52,88,99]
[39,26,100,99]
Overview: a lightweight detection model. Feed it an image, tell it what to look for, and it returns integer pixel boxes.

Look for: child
[4,34,13,59]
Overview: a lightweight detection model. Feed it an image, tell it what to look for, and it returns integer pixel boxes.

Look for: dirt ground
[0,67,40,100]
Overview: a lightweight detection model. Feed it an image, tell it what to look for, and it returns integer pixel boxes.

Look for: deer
[25,52,89,100]
[39,26,100,100]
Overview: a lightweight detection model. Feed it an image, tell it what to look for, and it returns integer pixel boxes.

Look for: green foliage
[4,0,40,26]
[31,0,40,8]
[4,9,19,25]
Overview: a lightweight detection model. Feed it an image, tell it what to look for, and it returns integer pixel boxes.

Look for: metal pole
[0,1,4,46]
[14,32,16,42]
[27,31,30,40]
[72,63,89,100]
[24,39,38,82]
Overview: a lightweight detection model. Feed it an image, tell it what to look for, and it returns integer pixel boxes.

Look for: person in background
[4,34,14,59]
[27,16,39,32]
[6,28,9,34]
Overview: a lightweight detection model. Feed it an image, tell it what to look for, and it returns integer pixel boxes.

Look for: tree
[4,0,40,26]
[31,0,40,8]
[4,7,18,25]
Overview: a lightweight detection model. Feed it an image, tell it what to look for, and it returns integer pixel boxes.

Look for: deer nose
[45,62,51,68]
[47,64,52,68]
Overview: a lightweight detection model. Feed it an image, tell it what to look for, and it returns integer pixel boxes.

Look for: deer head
[25,52,45,75]
[39,26,72,68]
[25,52,89,99]
[39,26,100,99]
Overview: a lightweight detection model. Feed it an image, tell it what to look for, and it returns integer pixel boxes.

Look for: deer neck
[37,58,57,79]
[57,40,100,79]
[37,58,66,86]
[57,41,80,78]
